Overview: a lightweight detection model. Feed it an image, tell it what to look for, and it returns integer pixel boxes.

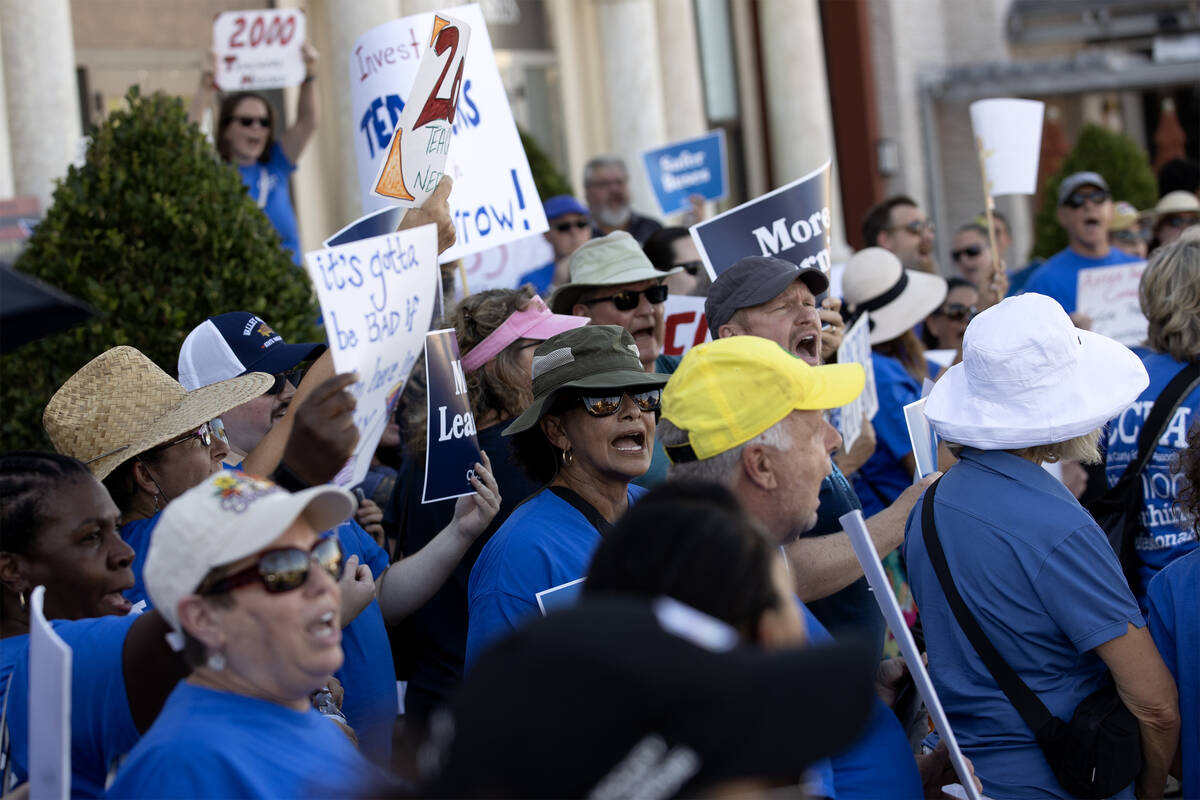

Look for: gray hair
[583,155,628,187]
[658,417,793,484]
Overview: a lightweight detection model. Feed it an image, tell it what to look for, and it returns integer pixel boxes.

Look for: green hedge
[0,87,321,452]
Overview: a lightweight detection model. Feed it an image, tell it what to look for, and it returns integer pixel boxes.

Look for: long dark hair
[0,451,93,556]
[216,92,276,164]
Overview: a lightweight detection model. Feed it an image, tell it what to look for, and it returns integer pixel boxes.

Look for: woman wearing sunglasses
[465,325,670,667]
[921,277,979,353]
[106,470,389,798]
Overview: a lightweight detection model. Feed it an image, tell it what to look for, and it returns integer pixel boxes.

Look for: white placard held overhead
[29,585,71,800]
[304,224,440,487]
[969,99,1045,197]
[1076,261,1149,347]
[213,10,307,91]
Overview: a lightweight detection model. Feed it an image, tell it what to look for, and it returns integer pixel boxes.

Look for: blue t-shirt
[516,260,555,295]
[1,615,140,797]
[1104,348,1199,598]
[105,682,385,799]
[904,449,1143,799]
[121,513,396,765]
[853,353,934,517]
[237,142,301,265]
[1144,548,1199,800]
[1022,246,1137,314]
[466,485,647,668]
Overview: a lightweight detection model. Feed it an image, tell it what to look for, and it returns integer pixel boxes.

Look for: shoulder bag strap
[549,486,615,537]
[921,478,1056,734]
[1113,361,1200,488]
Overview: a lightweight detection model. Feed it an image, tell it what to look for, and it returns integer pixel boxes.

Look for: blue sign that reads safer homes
[422,328,484,503]
[689,160,831,281]
[640,130,727,216]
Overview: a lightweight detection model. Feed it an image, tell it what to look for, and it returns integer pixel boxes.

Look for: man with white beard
[583,156,663,245]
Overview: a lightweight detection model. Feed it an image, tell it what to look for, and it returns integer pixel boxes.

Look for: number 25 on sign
[372,15,471,206]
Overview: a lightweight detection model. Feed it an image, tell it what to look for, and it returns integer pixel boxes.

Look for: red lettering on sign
[663,312,695,356]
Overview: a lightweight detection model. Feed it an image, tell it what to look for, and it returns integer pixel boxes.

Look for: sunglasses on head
[939,303,977,322]
[150,422,214,453]
[951,244,983,261]
[581,284,669,311]
[1063,189,1109,209]
[671,260,703,276]
[234,116,271,128]
[267,368,305,396]
[579,389,662,417]
[199,534,344,597]
[553,220,591,233]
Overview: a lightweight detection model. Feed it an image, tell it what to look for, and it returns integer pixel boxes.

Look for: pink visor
[460,295,589,373]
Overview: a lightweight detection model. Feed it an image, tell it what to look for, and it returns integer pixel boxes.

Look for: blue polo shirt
[904,449,1143,799]
[1022,246,1137,314]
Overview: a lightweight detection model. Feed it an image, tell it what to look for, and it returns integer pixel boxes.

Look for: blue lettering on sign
[358,80,480,160]
[449,169,533,245]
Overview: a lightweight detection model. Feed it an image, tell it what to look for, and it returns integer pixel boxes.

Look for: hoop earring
[560,448,574,467]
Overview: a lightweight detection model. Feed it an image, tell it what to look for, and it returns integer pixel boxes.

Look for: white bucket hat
[924,293,1148,449]
[842,248,947,345]
[144,470,355,632]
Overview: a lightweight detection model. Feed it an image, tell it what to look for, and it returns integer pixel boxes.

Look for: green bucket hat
[549,231,682,314]
[502,325,671,436]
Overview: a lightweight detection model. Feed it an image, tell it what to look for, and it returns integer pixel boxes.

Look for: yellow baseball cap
[662,336,865,463]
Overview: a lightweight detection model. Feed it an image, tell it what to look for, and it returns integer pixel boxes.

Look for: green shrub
[519,126,574,200]
[0,87,321,451]
[1031,123,1158,259]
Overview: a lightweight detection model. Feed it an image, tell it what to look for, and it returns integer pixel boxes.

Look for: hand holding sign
[399,175,457,254]
[450,450,501,541]
[213,9,307,91]
[282,372,361,486]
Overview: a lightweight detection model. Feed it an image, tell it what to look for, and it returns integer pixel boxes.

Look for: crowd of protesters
[2,59,1199,799]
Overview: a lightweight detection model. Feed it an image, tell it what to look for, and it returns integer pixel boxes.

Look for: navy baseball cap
[705,256,829,338]
[543,194,589,222]
[177,312,325,391]
[1057,172,1110,206]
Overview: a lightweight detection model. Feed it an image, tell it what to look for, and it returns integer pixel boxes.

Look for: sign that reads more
[640,130,727,216]
[213,10,307,91]
[422,328,483,504]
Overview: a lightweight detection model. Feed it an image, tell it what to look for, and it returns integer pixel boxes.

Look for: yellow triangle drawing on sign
[375,128,416,201]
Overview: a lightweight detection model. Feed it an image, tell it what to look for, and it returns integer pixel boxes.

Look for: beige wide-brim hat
[842,248,947,345]
[549,231,682,314]
[43,345,274,479]
[1154,190,1200,218]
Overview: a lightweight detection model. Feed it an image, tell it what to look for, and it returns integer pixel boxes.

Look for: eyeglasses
[951,245,983,261]
[553,220,591,233]
[890,220,934,236]
[267,369,305,396]
[1062,189,1109,209]
[209,418,230,447]
[234,116,271,128]
[1160,214,1199,229]
[581,285,669,311]
[150,422,213,453]
[198,535,344,596]
[938,303,977,323]
[671,260,704,276]
[579,389,662,417]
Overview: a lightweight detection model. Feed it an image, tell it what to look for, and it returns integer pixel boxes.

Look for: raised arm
[277,43,320,164]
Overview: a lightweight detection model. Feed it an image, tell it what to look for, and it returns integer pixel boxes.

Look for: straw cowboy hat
[44,346,273,479]
[841,248,947,345]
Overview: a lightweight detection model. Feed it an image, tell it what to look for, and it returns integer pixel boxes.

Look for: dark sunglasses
[554,220,591,233]
[938,303,977,322]
[150,422,213,453]
[581,284,669,311]
[1112,229,1149,244]
[234,116,271,128]
[267,368,305,396]
[1160,214,1199,229]
[671,260,703,276]
[199,535,344,596]
[579,389,662,417]
[951,245,983,261]
[1063,189,1109,208]
[891,219,934,235]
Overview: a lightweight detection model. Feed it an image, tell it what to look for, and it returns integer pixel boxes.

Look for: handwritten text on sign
[350,4,548,263]
[372,15,470,207]
[305,224,439,487]
[213,10,306,91]
[1076,261,1148,347]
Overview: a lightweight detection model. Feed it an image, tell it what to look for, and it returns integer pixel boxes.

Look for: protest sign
[324,206,406,248]
[690,160,832,282]
[1077,261,1149,346]
[305,224,439,487]
[660,295,711,358]
[969,99,1044,197]
[29,585,71,800]
[904,397,939,480]
[371,14,470,207]
[349,4,547,263]
[460,231,556,296]
[213,10,307,91]
[834,312,878,452]
[536,578,586,616]
[839,511,983,800]
[422,328,483,503]
[640,130,727,216]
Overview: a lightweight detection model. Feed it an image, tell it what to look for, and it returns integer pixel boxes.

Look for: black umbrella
[0,264,98,355]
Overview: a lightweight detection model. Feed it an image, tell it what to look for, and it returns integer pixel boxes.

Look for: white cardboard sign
[460,231,556,296]
[659,295,711,359]
[834,312,878,453]
[371,14,470,207]
[349,4,548,263]
[905,397,939,480]
[839,512,983,800]
[969,99,1044,197]
[29,585,71,800]
[304,224,440,487]
[1076,261,1149,346]
[213,10,307,91]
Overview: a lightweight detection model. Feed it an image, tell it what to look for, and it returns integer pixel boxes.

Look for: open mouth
[792,333,820,363]
[102,591,133,615]
[307,610,340,645]
[631,324,655,341]
[611,431,647,454]
[1083,216,1101,230]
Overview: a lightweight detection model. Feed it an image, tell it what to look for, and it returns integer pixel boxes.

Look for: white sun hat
[924,293,1148,449]
[842,248,947,345]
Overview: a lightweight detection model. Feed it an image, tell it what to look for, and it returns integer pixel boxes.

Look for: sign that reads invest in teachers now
[640,130,727,216]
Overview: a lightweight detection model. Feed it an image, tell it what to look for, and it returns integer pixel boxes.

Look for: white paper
[213,10,307,91]
[969,99,1044,197]
[925,349,957,370]
[349,4,548,262]
[839,512,982,800]
[304,224,440,486]
[1076,261,1149,346]
[659,295,711,358]
[459,232,556,296]
[29,585,71,800]
[904,397,939,480]
[835,313,879,453]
